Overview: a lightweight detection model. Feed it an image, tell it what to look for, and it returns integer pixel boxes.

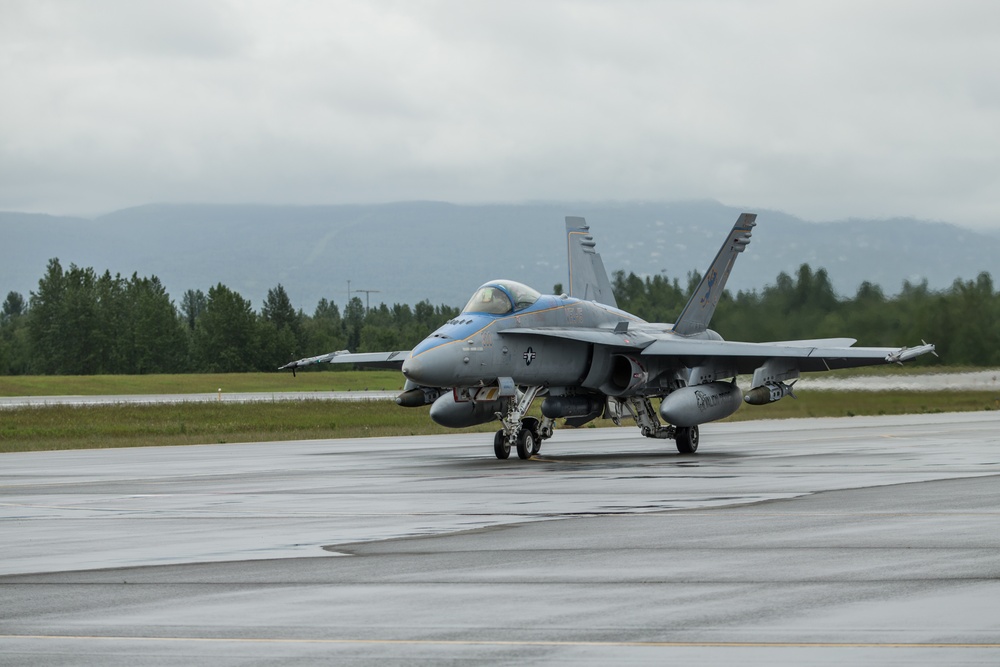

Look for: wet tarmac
[2,412,999,665]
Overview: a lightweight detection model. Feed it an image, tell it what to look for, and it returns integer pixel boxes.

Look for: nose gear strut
[493,385,554,460]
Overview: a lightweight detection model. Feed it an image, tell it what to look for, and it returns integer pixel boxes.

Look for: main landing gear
[493,387,553,460]
[491,389,700,459]
[674,425,699,454]
[626,396,699,454]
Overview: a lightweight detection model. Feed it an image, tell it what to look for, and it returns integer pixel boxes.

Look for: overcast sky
[2,0,999,229]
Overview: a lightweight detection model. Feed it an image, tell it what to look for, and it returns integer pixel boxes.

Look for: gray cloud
[1,0,999,228]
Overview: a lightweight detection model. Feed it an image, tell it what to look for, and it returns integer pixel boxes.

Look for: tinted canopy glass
[462,280,540,315]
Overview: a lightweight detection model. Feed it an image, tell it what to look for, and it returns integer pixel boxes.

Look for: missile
[279,350,350,376]
[396,388,436,407]
[885,341,937,364]
[659,381,742,427]
[744,380,797,405]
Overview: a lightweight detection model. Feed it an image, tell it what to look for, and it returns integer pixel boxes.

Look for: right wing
[279,350,410,374]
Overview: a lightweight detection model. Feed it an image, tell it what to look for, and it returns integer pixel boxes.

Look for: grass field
[2,380,996,453]
[0,370,402,397]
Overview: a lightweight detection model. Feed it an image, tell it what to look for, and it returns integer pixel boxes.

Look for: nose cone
[401,346,454,388]
[400,354,425,383]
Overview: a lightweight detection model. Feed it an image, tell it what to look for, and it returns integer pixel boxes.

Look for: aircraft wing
[640,338,935,373]
[503,327,934,372]
[279,350,410,373]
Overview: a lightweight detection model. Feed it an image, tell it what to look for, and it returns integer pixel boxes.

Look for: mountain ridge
[2,200,996,312]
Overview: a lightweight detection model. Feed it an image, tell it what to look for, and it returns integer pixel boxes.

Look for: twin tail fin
[671,213,757,336]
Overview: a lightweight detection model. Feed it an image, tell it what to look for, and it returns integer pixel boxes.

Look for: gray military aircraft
[281,214,936,459]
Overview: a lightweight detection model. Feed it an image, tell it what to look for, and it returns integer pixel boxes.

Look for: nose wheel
[493,386,549,460]
[493,430,511,459]
[493,417,545,460]
[516,427,536,460]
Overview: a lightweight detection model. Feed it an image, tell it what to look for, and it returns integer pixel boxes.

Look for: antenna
[355,289,381,312]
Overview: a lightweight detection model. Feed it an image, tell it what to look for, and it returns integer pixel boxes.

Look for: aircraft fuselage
[401,291,708,395]
[405,295,618,386]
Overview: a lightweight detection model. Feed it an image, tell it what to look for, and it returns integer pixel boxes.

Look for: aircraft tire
[494,430,511,459]
[516,428,535,460]
[522,417,542,455]
[675,425,699,454]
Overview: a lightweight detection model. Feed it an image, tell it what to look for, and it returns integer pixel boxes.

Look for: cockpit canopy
[462,280,541,315]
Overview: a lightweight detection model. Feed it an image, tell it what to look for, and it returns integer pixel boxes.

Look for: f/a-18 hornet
[282,214,936,460]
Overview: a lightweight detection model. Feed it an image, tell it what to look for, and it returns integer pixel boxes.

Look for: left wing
[501,326,935,374]
[640,338,934,374]
[279,350,410,375]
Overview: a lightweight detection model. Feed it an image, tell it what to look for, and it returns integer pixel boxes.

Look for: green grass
[724,390,1000,421]
[2,389,996,454]
[0,370,404,397]
[0,400,498,453]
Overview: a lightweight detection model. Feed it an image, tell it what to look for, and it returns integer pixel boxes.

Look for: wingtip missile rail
[278,350,350,376]
[884,341,937,365]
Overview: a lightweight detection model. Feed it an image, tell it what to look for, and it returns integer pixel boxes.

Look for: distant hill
[2,200,997,313]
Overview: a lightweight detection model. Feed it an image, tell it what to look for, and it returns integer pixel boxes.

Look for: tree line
[609,265,998,366]
[0,258,459,375]
[1,258,996,375]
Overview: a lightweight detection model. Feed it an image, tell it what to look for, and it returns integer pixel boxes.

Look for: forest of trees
[610,265,999,367]
[0,259,460,375]
[1,258,997,375]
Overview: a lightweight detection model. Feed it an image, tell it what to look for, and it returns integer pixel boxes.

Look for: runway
[2,412,999,665]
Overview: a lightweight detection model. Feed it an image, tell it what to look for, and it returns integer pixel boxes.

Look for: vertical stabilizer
[672,213,757,336]
[566,216,618,307]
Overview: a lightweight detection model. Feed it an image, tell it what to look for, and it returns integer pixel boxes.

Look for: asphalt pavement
[2,412,999,665]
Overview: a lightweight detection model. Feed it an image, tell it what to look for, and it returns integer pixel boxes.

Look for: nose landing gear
[493,429,511,459]
[495,415,548,460]
[493,387,551,460]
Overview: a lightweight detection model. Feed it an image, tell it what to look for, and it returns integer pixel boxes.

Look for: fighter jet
[281,214,936,460]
